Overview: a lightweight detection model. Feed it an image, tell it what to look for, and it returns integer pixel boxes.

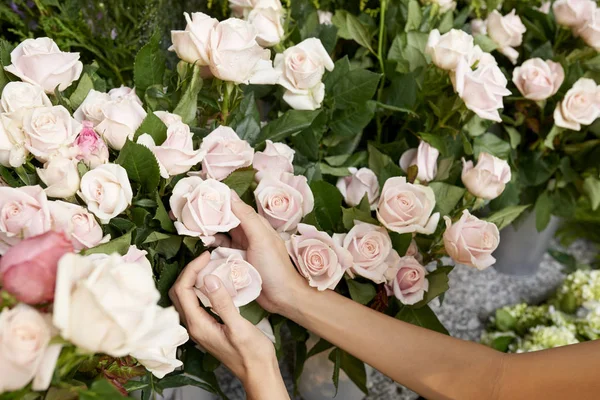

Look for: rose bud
[384,256,429,305]
[461,152,511,200]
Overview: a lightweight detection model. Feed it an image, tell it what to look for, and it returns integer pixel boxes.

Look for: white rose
[248,4,285,47]
[1,82,51,113]
[79,164,133,223]
[209,18,279,85]
[461,152,512,200]
[53,253,160,356]
[169,12,218,66]
[470,19,487,36]
[486,10,526,64]
[154,111,183,127]
[22,105,81,162]
[512,58,565,101]
[4,37,82,93]
[553,0,596,28]
[577,8,600,51]
[108,86,143,105]
[199,126,254,181]
[253,140,295,181]
[423,0,456,13]
[0,113,28,168]
[84,245,152,273]
[554,78,600,131]
[229,0,283,17]
[426,29,475,71]
[73,90,111,126]
[0,304,62,393]
[318,11,333,25]
[49,201,109,251]
[399,141,440,182]
[37,154,80,199]
[274,38,334,110]
[95,98,146,150]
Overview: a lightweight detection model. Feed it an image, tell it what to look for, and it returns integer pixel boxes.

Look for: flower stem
[376,0,388,143]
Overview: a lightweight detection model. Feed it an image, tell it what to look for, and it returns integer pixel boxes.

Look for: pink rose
[194,247,262,308]
[337,221,395,284]
[376,177,440,235]
[404,239,423,263]
[461,152,511,200]
[254,172,314,238]
[443,210,500,270]
[399,141,440,182]
[0,185,51,255]
[253,140,295,181]
[74,124,109,169]
[384,256,429,305]
[512,58,565,101]
[553,0,596,28]
[286,224,353,291]
[84,245,152,274]
[153,111,183,127]
[577,8,600,51]
[0,304,62,393]
[0,231,73,304]
[199,126,254,181]
[486,10,526,64]
[336,167,380,209]
[554,78,600,131]
[49,201,108,251]
[169,177,241,245]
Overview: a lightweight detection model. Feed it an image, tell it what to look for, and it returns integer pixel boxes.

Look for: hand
[228,190,308,315]
[169,252,289,399]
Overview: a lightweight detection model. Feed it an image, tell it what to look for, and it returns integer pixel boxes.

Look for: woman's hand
[169,252,289,400]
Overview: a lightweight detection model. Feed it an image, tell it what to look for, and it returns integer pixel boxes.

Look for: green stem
[220,81,235,124]
[376,0,388,143]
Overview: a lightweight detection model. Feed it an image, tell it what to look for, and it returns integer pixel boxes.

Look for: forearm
[281,285,504,400]
[243,359,290,400]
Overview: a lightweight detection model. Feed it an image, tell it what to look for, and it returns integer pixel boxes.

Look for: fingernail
[230,190,241,202]
[204,275,221,293]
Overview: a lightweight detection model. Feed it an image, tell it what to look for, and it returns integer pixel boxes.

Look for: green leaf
[157,261,180,306]
[307,338,334,359]
[310,180,344,233]
[320,163,353,177]
[474,34,498,52]
[155,235,183,259]
[463,114,490,137]
[82,232,132,256]
[332,10,351,39]
[0,40,14,93]
[543,125,563,149]
[413,266,453,308]
[389,232,412,257]
[429,182,465,217]
[239,301,269,325]
[583,176,600,211]
[222,167,256,197]
[347,279,377,305]
[405,0,423,32]
[256,110,321,144]
[115,140,161,192]
[535,191,552,232]
[294,340,308,388]
[291,111,327,161]
[157,375,216,393]
[438,9,454,33]
[69,73,94,110]
[368,143,404,187]
[154,192,176,233]
[324,56,351,93]
[485,205,531,230]
[134,32,166,98]
[346,13,376,54]
[182,346,225,396]
[388,32,429,72]
[327,349,368,394]
[329,348,341,394]
[143,232,171,243]
[342,206,378,230]
[490,335,516,352]
[329,68,381,109]
[386,72,418,109]
[134,112,168,145]
[79,379,127,400]
[473,133,511,159]
[495,309,516,331]
[504,126,522,149]
[234,115,261,146]
[173,65,203,125]
[395,305,448,334]
[330,102,376,137]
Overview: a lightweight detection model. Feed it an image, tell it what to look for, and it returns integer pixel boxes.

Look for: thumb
[203,275,241,327]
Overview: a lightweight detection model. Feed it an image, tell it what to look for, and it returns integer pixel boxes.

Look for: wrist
[242,358,285,399]
[273,280,310,320]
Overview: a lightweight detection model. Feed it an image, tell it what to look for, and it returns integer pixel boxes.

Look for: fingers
[230,190,273,243]
[203,275,242,327]
[169,252,212,327]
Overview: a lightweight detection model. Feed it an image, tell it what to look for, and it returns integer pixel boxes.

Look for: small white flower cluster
[512,325,579,353]
[556,269,600,309]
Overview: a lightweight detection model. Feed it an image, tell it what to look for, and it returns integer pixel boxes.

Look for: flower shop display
[0,0,599,398]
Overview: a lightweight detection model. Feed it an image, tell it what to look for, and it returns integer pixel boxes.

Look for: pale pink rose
[461,152,511,200]
[424,0,456,13]
[254,172,314,238]
[0,112,28,168]
[0,231,73,304]
[169,177,241,246]
[577,8,600,51]
[443,210,500,270]
[1,82,51,113]
[486,10,526,64]
[194,247,262,308]
[537,1,552,14]
[553,78,600,131]
[73,90,111,126]
[22,105,81,162]
[209,19,278,85]
[74,124,109,169]
[78,164,133,223]
[274,38,334,110]
[318,10,333,25]
[0,304,62,393]
[137,121,204,178]
[553,0,596,28]
[286,224,353,291]
[404,239,423,263]
[337,221,395,284]
[153,111,183,127]
[248,3,285,47]
[426,29,475,71]
[399,141,440,182]
[4,37,82,93]
[37,154,80,199]
[253,140,295,181]
[108,86,143,106]
[229,0,283,18]
[384,256,429,305]
[0,185,51,255]
[199,126,254,181]
[376,177,440,235]
[454,58,511,122]
[95,98,146,150]
[84,245,152,274]
[512,58,565,101]
[470,19,487,36]
[336,167,380,210]
[49,201,108,251]
[169,12,218,66]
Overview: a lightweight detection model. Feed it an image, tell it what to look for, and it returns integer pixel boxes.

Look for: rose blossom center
[229,262,252,290]
[268,192,290,213]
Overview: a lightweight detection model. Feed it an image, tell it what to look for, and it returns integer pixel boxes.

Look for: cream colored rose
[470,19,487,36]
[0,113,28,168]
[170,176,241,245]
[248,2,285,47]
[577,8,600,51]
[22,105,81,162]
[553,0,596,28]
[169,12,218,66]
[1,82,51,113]
[512,58,565,101]
[230,0,283,17]
[37,154,80,199]
[318,11,333,25]
[423,0,456,13]
[443,210,500,270]
[336,167,380,210]
[274,38,335,110]
[254,171,314,238]
[0,185,51,255]
[49,201,108,251]
[4,37,82,93]
[486,10,526,64]
[53,253,160,356]
[108,86,143,105]
[0,304,62,393]
[376,176,440,235]
[79,164,133,223]
[199,126,254,181]
[426,29,475,71]
[384,256,429,305]
[84,245,152,273]
[73,90,111,126]
[95,98,146,150]
[461,152,511,200]
[554,78,600,131]
[399,141,439,182]
[154,111,183,127]
[253,140,295,181]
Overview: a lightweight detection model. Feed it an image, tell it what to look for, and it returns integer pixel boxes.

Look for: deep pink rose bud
[0,231,74,304]
[74,125,109,169]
